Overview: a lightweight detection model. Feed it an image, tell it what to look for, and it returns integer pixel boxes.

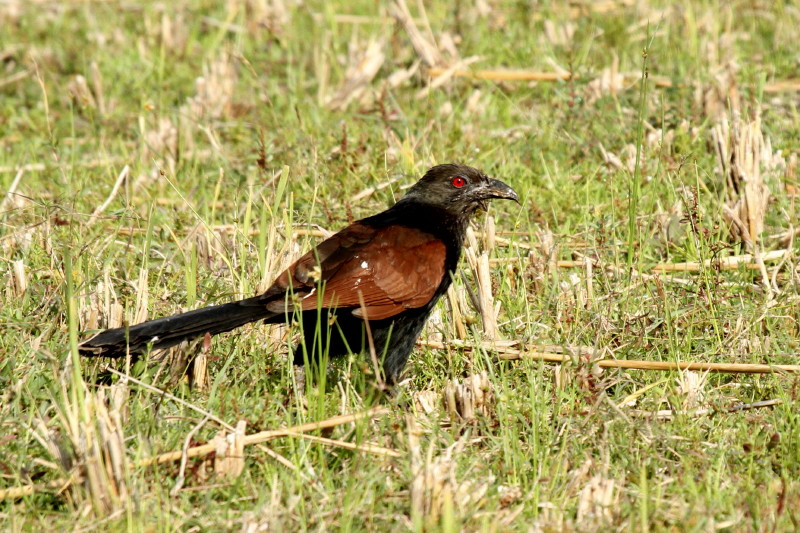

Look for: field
[2,0,800,530]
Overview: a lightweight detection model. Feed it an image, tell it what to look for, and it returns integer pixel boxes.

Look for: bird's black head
[401,164,519,215]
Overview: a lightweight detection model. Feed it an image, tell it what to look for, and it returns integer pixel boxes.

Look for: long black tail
[79,296,278,358]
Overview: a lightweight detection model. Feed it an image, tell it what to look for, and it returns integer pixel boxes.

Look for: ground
[1,1,799,531]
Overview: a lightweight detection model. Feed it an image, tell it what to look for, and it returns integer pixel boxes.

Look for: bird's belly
[292,304,435,382]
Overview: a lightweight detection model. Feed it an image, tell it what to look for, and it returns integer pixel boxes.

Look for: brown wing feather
[263,223,446,320]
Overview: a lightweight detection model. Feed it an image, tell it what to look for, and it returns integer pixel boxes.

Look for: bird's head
[402,164,520,215]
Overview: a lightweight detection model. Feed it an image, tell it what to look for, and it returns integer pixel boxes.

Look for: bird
[79,164,519,383]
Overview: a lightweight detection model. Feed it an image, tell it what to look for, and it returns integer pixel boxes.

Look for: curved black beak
[482,178,520,204]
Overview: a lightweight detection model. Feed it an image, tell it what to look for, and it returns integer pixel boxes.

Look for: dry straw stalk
[418,340,800,374]
[428,67,800,93]
[0,407,390,501]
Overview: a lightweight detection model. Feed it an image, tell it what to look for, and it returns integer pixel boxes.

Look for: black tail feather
[79,296,277,358]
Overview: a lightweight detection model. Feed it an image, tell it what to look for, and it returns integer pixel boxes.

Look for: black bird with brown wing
[79,164,519,383]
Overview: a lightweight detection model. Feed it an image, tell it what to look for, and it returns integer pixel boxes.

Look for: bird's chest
[424,234,465,307]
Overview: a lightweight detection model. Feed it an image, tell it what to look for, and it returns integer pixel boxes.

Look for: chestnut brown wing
[262,223,447,320]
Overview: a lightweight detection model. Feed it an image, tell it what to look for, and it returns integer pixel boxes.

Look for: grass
[2,0,800,530]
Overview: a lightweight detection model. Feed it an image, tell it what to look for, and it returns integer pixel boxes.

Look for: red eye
[451,176,467,188]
